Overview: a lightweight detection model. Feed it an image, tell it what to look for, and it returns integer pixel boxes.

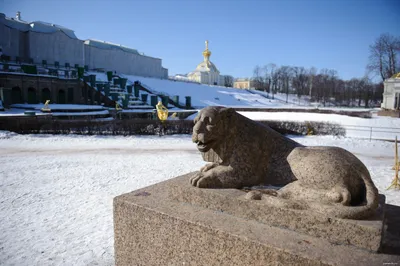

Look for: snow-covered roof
[1,15,30,31]
[193,60,219,73]
[84,39,140,55]
[0,13,78,39]
[29,21,77,39]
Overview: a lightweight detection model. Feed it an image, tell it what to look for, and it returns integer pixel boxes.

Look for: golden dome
[202,40,211,61]
[392,72,400,79]
[202,49,211,58]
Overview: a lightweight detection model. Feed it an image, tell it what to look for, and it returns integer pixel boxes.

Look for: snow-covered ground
[240,111,400,140]
[0,132,399,265]
[88,71,293,108]
[0,104,109,117]
[89,70,379,111]
[1,103,399,140]
[9,104,107,111]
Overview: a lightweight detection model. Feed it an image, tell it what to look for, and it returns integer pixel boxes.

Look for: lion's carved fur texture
[190,106,379,219]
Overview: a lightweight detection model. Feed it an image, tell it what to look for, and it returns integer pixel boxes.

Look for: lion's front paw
[190,171,222,188]
[200,162,219,172]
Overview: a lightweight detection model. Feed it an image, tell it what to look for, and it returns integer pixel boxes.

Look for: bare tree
[368,33,400,81]
[271,65,279,99]
[334,79,346,106]
[263,63,277,97]
[263,65,270,94]
[292,66,308,99]
[224,75,234,87]
[252,65,264,91]
[277,66,293,103]
[317,68,337,106]
[251,61,383,107]
[371,82,384,106]
[346,78,360,107]
[308,67,317,97]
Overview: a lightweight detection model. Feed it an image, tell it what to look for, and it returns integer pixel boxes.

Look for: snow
[0,132,399,265]
[0,108,50,116]
[88,70,379,112]
[0,109,110,117]
[88,71,289,108]
[0,105,110,117]
[239,111,400,140]
[10,104,107,111]
[51,110,110,116]
[251,90,378,110]
[0,71,77,80]
[121,109,154,113]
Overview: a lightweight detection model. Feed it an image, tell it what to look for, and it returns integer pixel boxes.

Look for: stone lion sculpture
[190,106,379,219]
[191,106,301,188]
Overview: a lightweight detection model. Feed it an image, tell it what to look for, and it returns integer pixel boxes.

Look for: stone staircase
[85,72,193,111]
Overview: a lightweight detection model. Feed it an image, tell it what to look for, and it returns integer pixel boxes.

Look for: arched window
[27,87,37,104]
[58,89,66,104]
[41,88,51,103]
[11,87,22,104]
[67,88,74,103]
[87,88,92,101]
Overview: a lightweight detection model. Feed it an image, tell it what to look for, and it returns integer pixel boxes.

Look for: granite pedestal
[114,173,400,266]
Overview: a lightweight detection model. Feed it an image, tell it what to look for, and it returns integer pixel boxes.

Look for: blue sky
[1,0,399,80]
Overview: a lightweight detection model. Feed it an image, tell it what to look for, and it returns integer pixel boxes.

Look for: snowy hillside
[88,71,378,110]
[89,71,290,108]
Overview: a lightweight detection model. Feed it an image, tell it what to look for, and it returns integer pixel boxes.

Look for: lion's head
[192,107,235,153]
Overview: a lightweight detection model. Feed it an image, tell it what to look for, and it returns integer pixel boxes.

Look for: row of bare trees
[251,34,399,108]
[368,33,400,81]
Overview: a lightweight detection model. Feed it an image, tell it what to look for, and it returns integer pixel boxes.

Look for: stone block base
[170,174,386,252]
[114,173,400,266]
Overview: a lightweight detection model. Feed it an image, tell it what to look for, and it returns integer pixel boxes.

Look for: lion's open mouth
[196,139,216,152]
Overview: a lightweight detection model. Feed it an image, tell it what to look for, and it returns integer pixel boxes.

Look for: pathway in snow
[0,133,398,265]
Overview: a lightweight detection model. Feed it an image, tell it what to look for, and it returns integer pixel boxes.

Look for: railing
[341,124,400,141]
[125,78,188,108]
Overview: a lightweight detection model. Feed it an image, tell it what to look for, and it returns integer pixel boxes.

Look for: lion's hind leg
[277,181,353,206]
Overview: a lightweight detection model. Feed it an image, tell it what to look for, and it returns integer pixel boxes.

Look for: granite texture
[114,173,400,265]
[190,106,301,188]
[170,173,384,252]
[191,107,380,220]
[275,146,379,220]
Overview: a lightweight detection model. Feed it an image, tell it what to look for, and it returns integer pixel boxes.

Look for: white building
[0,12,168,79]
[234,78,256,89]
[381,73,400,110]
[176,41,231,86]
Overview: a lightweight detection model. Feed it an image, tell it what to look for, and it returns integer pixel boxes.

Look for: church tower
[181,40,228,86]
[203,40,211,63]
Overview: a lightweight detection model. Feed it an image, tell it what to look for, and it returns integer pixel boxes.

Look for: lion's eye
[206,125,214,131]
